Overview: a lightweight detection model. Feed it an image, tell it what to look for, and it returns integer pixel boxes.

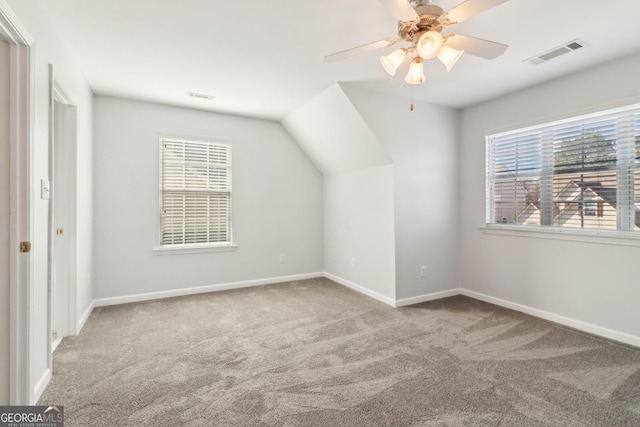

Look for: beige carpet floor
[39,278,640,426]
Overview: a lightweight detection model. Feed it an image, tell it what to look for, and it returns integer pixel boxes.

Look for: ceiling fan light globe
[437,46,464,71]
[416,31,443,59]
[404,59,426,85]
[380,48,407,76]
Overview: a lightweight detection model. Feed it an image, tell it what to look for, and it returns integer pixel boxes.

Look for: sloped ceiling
[282,84,391,175]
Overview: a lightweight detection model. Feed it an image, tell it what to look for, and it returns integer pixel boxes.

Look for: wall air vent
[525,39,588,65]
[187,91,216,100]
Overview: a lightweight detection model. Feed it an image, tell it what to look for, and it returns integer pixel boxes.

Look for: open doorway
[48,66,78,356]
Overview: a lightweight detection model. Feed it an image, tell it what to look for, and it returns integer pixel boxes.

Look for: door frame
[0,0,35,405]
[48,65,78,358]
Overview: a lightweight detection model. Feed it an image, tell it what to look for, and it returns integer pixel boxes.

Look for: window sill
[153,244,238,255]
[481,224,640,247]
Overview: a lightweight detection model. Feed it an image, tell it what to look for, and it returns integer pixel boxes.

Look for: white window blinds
[486,104,640,233]
[159,136,232,246]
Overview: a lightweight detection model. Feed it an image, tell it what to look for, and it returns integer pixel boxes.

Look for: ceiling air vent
[187,91,216,100]
[525,39,588,65]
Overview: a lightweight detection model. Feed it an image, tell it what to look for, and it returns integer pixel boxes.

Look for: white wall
[6,0,94,402]
[324,165,396,302]
[342,85,460,300]
[459,51,640,339]
[283,83,397,302]
[93,96,323,299]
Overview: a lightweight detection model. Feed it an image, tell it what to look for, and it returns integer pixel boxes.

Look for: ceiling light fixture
[416,31,443,59]
[404,57,425,84]
[437,45,464,71]
[380,48,408,76]
[378,23,460,85]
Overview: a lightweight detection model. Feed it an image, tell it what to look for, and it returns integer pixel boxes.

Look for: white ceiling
[42,0,640,121]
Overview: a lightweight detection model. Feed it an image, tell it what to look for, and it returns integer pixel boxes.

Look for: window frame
[154,134,237,255]
[484,102,640,245]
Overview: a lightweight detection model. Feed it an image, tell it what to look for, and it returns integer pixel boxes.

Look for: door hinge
[20,241,31,253]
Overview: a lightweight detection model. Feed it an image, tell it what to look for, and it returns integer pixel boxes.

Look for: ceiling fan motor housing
[397,4,444,39]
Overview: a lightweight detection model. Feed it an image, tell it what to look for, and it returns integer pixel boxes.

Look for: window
[486,104,640,233]
[159,136,232,247]
[584,200,597,216]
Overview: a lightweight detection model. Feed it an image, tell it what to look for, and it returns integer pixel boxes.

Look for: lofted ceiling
[42,0,640,120]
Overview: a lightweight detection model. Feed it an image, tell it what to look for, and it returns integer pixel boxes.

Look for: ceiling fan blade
[443,0,509,25]
[324,39,399,63]
[445,34,507,60]
[377,0,419,22]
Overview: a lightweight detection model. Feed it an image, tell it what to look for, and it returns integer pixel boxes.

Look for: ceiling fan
[324,0,510,85]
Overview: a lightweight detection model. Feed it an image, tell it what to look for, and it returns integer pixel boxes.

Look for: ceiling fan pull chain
[410,84,414,111]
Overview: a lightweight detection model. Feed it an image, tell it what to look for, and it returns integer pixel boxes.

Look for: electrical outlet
[420,265,427,277]
[279,253,286,263]
[350,257,355,268]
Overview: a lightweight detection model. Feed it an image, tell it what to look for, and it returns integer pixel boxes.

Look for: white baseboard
[460,288,640,348]
[323,273,396,307]
[395,288,462,307]
[33,368,51,404]
[51,336,62,353]
[77,300,94,333]
[93,272,324,307]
